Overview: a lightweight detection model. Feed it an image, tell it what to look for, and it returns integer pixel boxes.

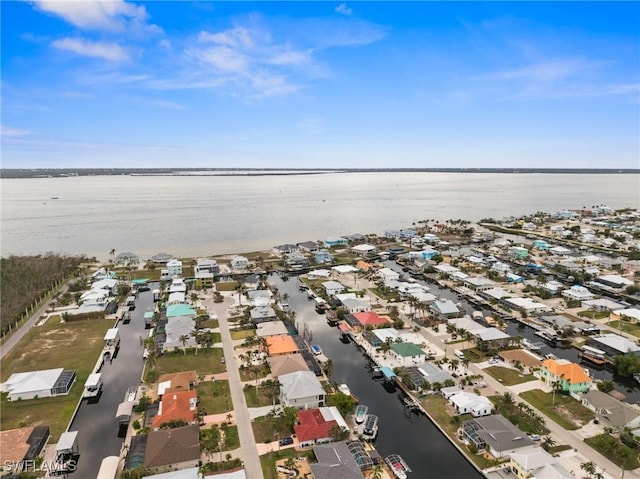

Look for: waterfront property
[449,392,493,417]
[294,407,347,448]
[310,440,372,479]
[508,445,574,479]
[151,390,198,429]
[266,335,299,356]
[136,424,200,471]
[536,359,592,394]
[268,353,310,378]
[389,342,427,367]
[0,426,49,468]
[581,390,640,433]
[462,414,534,458]
[0,368,76,401]
[279,371,325,409]
[586,333,640,358]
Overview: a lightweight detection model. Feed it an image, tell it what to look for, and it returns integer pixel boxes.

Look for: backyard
[520,389,595,430]
[1,316,113,440]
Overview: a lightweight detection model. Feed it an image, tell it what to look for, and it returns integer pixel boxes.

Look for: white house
[231,256,249,271]
[166,260,183,278]
[0,368,76,401]
[378,268,400,282]
[322,281,345,296]
[562,285,595,302]
[279,371,326,409]
[449,392,493,417]
[164,316,197,352]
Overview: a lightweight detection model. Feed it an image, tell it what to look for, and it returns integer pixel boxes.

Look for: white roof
[378,267,400,278]
[482,288,514,300]
[307,269,331,278]
[449,316,486,333]
[592,333,640,354]
[322,280,345,290]
[432,298,459,315]
[410,291,437,303]
[144,468,207,479]
[475,328,511,341]
[56,431,78,452]
[104,328,119,341]
[617,309,640,322]
[279,371,325,400]
[320,406,349,431]
[504,297,550,311]
[256,321,289,337]
[115,400,136,418]
[372,328,400,343]
[450,392,492,410]
[2,368,64,395]
[168,292,186,304]
[435,264,460,274]
[97,456,120,479]
[85,373,102,388]
[157,380,172,396]
[164,316,197,350]
[91,278,118,290]
[597,275,634,286]
[332,265,358,274]
[509,445,555,472]
[351,244,376,252]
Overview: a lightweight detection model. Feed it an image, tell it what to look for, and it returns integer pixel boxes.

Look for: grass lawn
[547,444,573,455]
[489,395,550,435]
[197,380,232,415]
[0,317,113,440]
[231,329,257,340]
[577,310,609,320]
[216,281,238,292]
[463,348,496,363]
[150,347,225,379]
[221,424,240,450]
[244,384,278,408]
[369,287,401,302]
[484,366,536,386]
[520,389,595,430]
[239,365,271,382]
[585,433,640,470]
[420,395,497,470]
[200,319,219,329]
[607,321,640,338]
[252,415,292,443]
[129,269,162,281]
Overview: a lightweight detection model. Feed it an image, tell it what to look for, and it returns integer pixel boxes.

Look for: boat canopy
[381,367,396,379]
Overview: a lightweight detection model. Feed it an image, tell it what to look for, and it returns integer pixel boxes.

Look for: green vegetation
[370,287,402,302]
[239,365,271,382]
[520,390,594,430]
[585,433,640,470]
[231,329,257,340]
[147,347,225,380]
[260,448,302,479]
[577,310,609,320]
[1,254,87,335]
[252,413,293,443]
[197,380,232,414]
[244,384,279,408]
[199,319,219,329]
[128,269,161,281]
[326,392,357,416]
[490,393,549,435]
[484,366,536,386]
[613,354,640,378]
[608,321,640,338]
[1,317,113,440]
[200,458,243,475]
[216,281,238,292]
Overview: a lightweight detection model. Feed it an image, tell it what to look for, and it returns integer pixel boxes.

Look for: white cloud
[1,125,32,137]
[52,37,130,62]
[32,0,162,34]
[482,58,605,83]
[335,3,353,16]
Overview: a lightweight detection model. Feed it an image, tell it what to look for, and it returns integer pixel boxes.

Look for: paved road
[202,291,264,479]
[67,287,152,478]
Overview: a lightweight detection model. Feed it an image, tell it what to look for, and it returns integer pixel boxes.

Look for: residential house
[340,297,370,314]
[151,390,198,428]
[510,247,529,259]
[509,445,574,479]
[268,353,310,378]
[324,237,348,248]
[143,425,200,470]
[344,311,391,330]
[322,281,345,296]
[315,249,334,264]
[114,251,139,266]
[157,371,197,397]
[430,299,461,319]
[449,392,493,417]
[0,368,76,401]
[266,335,299,357]
[562,285,595,302]
[231,256,249,271]
[294,407,348,448]
[351,244,376,256]
[378,268,400,282]
[310,441,366,479]
[587,333,640,358]
[390,342,427,367]
[474,328,511,350]
[581,390,640,433]
[582,298,626,312]
[0,426,49,472]
[298,241,321,253]
[250,306,278,324]
[243,274,259,290]
[273,244,299,256]
[462,414,534,458]
[502,297,550,315]
[610,308,640,324]
[536,359,592,393]
[532,240,550,251]
[594,275,634,289]
[416,363,454,386]
[463,277,497,292]
[163,316,197,352]
[166,260,183,278]
[256,321,289,338]
[286,252,310,269]
[279,371,325,409]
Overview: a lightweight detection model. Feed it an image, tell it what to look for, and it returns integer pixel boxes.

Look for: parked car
[488,358,499,365]
[279,437,294,446]
[528,434,541,441]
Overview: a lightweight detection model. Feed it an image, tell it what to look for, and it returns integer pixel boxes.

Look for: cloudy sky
[2,1,639,168]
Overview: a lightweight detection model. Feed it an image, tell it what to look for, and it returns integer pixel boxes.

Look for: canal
[69,285,153,478]
[270,274,484,479]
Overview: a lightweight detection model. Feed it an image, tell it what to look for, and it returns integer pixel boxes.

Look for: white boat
[385,454,411,479]
[311,344,322,355]
[355,404,368,424]
[338,383,351,396]
[520,338,541,351]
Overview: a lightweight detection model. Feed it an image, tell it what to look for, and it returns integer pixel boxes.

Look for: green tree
[179,334,190,355]
[580,461,596,478]
[332,392,357,416]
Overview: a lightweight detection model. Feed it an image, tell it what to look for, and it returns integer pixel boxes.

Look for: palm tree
[323,359,335,379]
[179,334,190,356]
[462,358,470,373]
[580,461,596,478]
[541,435,556,452]
[190,328,200,355]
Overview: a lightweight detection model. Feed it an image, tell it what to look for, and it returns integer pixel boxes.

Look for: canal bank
[270,274,484,479]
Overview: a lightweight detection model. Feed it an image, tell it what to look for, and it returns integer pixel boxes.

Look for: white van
[454,349,465,359]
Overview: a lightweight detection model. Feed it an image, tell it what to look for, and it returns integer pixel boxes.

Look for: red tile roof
[353,311,390,326]
[152,390,198,428]
[294,408,336,442]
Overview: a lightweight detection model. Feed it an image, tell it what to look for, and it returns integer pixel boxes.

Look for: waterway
[69,286,153,478]
[269,274,484,479]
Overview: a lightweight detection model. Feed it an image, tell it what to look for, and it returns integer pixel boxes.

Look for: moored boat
[385,454,411,479]
[362,414,378,441]
[355,404,368,424]
[338,383,351,396]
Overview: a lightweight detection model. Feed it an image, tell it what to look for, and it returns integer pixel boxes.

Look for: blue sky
[2,1,639,168]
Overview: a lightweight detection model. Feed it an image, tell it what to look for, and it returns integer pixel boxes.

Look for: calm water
[1,173,638,259]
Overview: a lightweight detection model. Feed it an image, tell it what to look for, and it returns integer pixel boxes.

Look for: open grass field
[244,384,278,408]
[197,380,232,415]
[252,415,292,443]
[607,321,640,338]
[484,366,536,386]
[239,365,270,382]
[520,389,595,430]
[585,433,640,470]
[1,317,113,440]
[152,347,226,377]
[230,329,256,340]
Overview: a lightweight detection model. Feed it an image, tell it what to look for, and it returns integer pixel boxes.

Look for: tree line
[0,253,87,333]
